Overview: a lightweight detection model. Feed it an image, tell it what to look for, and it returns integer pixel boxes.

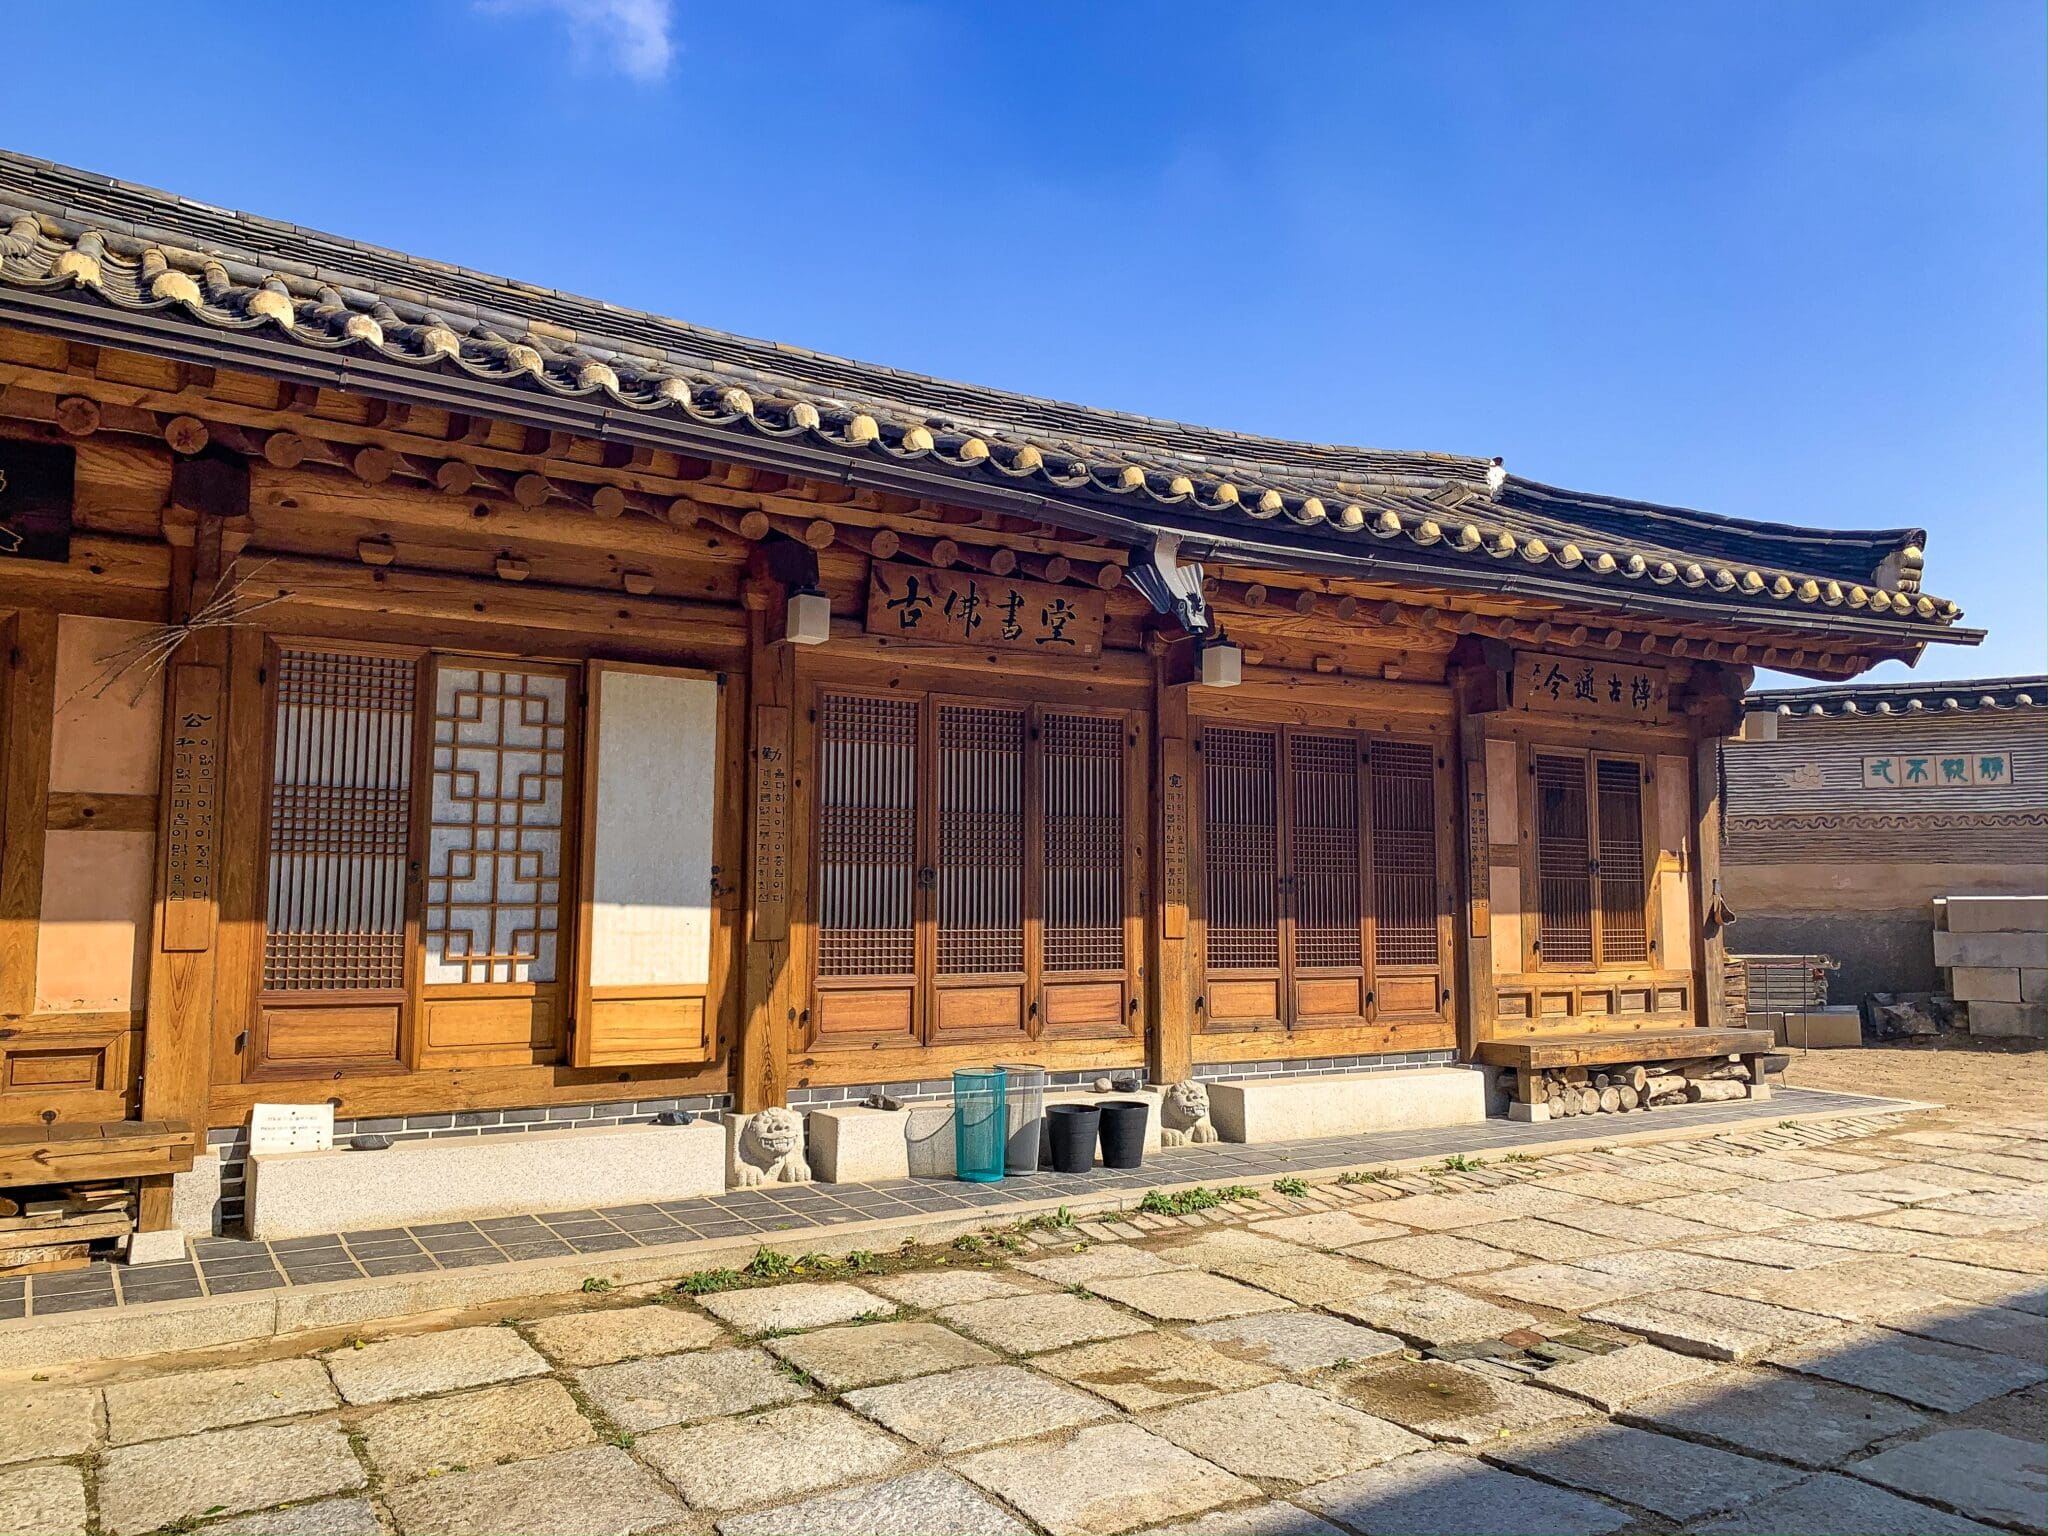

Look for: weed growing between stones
[1338,1169,1389,1185]
[1437,1154,1486,1173]
[1272,1176,1310,1197]
[1136,1184,1259,1216]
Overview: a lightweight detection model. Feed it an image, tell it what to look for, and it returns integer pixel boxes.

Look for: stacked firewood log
[0,1183,134,1276]
[1530,1058,1755,1117]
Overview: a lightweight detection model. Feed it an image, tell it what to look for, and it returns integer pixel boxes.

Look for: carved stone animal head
[745,1107,804,1160]
[1162,1080,1210,1128]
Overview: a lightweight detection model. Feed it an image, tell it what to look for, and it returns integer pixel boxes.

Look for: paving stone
[1562,1202,1735,1245]
[0,1386,97,1465]
[843,1363,1115,1453]
[519,1303,724,1369]
[97,1421,365,1536]
[208,1496,384,1536]
[1329,1286,1536,1348]
[1576,1248,1788,1291]
[1623,1364,1927,1467]
[716,1467,1030,1536]
[1534,1170,1693,1203]
[1038,1330,1279,1411]
[1851,1428,2048,1531]
[1684,1233,1861,1269]
[1867,1207,2019,1237]
[1018,1246,1180,1284]
[1927,1235,2048,1273]
[1883,1300,2048,1360]
[103,1357,337,1445]
[1341,1233,1516,1278]
[382,1444,681,1536]
[1533,1341,1719,1411]
[357,1378,595,1484]
[1702,1263,1947,1323]
[1833,1167,1997,1200]
[765,1318,997,1389]
[1187,1310,1404,1373]
[1200,1249,1399,1305]
[1299,1447,1631,1536]
[1458,1218,1631,1261]
[1359,1187,1588,1232]
[696,1280,897,1335]
[1150,1501,1344,1536]
[1925,1188,2047,1223]
[937,1292,1151,1353]
[1687,1153,1830,1184]
[1463,1261,1657,1312]
[861,1269,1038,1307]
[1742,1182,1904,1219]
[1330,1359,1595,1444]
[1691,1471,2000,1533]
[1638,1193,1808,1231]
[1086,1269,1294,1322]
[575,1345,811,1430]
[1766,1327,2048,1411]
[1584,1288,1842,1361]
[1891,1255,2048,1314]
[954,1421,1260,1536]
[1149,1228,1315,1266]
[1796,1218,1933,1252]
[1487,1420,1804,1521]
[1249,1210,1410,1248]
[1599,1161,1751,1193]
[0,1464,86,1536]
[324,1324,548,1404]
[1143,1380,1426,1485]
[635,1402,908,1512]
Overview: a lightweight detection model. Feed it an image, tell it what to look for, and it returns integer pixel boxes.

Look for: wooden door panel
[1041,979,1125,1032]
[1208,977,1282,1024]
[1375,973,1440,1016]
[932,983,1028,1039]
[418,992,561,1067]
[815,985,917,1042]
[1295,976,1365,1019]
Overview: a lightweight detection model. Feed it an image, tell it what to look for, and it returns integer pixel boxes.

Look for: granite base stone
[1208,1066,1487,1143]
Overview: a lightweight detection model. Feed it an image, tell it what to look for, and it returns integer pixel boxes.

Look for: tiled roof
[1749,675,2046,717]
[0,149,1966,638]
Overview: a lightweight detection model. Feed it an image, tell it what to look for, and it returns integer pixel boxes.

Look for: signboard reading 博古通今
[864,561,1105,656]
[1514,651,1669,723]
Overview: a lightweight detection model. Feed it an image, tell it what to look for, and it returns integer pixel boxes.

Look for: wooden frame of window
[803,676,1143,1054]
[1520,748,1657,975]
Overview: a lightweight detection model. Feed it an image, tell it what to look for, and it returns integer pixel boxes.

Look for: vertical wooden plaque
[752,703,792,942]
[1466,785,1490,940]
[161,663,223,952]
[1161,735,1189,939]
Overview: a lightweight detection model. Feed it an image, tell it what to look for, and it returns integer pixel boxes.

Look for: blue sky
[9,1,2041,682]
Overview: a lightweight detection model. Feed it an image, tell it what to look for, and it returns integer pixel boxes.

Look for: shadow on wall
[1731,912,1938,1001]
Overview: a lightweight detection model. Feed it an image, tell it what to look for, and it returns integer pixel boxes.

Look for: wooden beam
[0,612,57,1021]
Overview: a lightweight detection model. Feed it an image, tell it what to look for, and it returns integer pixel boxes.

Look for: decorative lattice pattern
[1292,733,1363,969]
[262,647,416,992]
[423,663,568,986]
[1371,739,1440,968]
[1535,753,1595,967]
[936,704,1025,976]
[1043,713,1125,973]
[816,693,919,977]
[1203,726,1281,970]
[1597,757,1650,966]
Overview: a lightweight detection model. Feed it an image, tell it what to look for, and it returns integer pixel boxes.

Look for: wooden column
[1447,640,1509,1061]
[136,456,243,1233]
[1686,665,1744,1034]
[0,611,56,1026]
[737,592,796,1112]
[1147,649,1194,1085]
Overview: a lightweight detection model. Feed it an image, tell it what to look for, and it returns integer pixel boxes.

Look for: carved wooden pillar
[737,585,796,1113]
[1148,646,1195,1085]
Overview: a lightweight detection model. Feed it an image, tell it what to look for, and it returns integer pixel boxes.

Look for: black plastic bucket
[1045,1104,1101,1174]
[1097,1100,1150,1170]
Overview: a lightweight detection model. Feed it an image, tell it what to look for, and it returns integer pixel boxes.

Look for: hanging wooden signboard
[161,663,224,952]
[864,561,1106,656]
[1514,650,1669,723]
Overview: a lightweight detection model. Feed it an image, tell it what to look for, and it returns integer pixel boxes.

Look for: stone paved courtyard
[2,1098,2044,1535]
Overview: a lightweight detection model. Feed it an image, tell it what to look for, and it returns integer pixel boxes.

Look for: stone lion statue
[736,1107,811,1185]
[1159,1080,1218,1146]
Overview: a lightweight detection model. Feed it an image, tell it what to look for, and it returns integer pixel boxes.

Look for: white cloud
[482,0,676,82]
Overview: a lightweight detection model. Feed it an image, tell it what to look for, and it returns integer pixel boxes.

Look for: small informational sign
[865,561,1106,656]
[1514,651,1669,722]
[249,1102,335,1155]
[161,663,224,951]
[753,704,792,942]
[1863,750,2016,790]
[0,439,75,563]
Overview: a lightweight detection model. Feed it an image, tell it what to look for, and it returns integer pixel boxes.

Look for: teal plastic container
[953,1068,1008,1183]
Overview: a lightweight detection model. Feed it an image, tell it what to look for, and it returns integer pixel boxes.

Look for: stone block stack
[1935,896,2047,1040]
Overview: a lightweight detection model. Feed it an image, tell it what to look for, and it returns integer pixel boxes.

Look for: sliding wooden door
[1530,750,1652,972]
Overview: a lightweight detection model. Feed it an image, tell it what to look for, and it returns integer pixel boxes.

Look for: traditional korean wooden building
[0,151,1979,1251]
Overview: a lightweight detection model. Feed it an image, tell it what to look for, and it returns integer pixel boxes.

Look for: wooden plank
[737,604,792,1113]
[1473,1028,1772,1070]
[1149,658,1193,1084]
[0,610,56,1020]
[0,1121,196,1185]
[44,792,156,832]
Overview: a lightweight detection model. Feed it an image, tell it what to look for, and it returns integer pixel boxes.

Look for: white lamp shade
[1200,640,1242,688]
[785,591,831,645]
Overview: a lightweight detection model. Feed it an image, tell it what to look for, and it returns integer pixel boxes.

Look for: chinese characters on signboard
[1861,751,2016,790]
[864,561,1106,657]
[162,664,223,952]
[1514,651,1668,722]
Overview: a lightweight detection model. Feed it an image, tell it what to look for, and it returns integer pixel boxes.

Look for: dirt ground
[1781,1034,2045,1120]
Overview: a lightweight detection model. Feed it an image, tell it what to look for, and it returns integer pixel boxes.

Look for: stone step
[1206,1067,1488,1143]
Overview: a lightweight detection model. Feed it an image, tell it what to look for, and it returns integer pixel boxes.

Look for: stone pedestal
[1207,1067,1487,1143]
[809,1107,911,1183]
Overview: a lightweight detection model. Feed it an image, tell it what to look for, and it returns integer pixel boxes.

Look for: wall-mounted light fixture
[1199,632,1242,688]
[785,589,831,645]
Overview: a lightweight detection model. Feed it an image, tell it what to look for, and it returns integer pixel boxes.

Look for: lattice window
[1203,726,1280,970]
[816,693,918,977]
[262,647,416,992]
[1596,757,1650,966]
[1370,739,1440,967]
[422,663,569,986]
[1043,712,1125,973]
[1535,753,1595,967]
[936,704,1025,976]
[1292,733,1362,969]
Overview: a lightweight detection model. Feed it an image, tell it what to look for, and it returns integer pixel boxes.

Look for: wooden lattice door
[1530,750,1651,972]
[930,700,1029,1041]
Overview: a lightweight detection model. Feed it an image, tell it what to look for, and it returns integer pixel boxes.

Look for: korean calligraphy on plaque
[162,663,223,951]
[865,561,1106,657]
[1515,651,1669,722]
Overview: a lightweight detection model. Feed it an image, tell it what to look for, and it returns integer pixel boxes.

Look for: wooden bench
[1476,1029,1776,1122]
[0,1120,197,1189]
